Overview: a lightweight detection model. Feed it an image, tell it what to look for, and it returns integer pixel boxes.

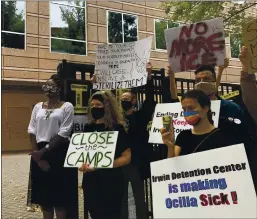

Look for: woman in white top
[28,74,77,219]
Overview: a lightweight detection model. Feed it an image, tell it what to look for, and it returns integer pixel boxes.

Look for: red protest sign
[165,18,226,73]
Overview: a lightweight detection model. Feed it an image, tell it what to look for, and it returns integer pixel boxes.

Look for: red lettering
[179,24,194,39]
[170,39,186,57]
[187,54,198,70]
[195,22,208,35]
[213,195,221,205]
[186,38,195,54]
[207,32,225,51]
[201,52,217,66]
[194,36,208,53]
[200,194,208,206]
[180,54,187,71]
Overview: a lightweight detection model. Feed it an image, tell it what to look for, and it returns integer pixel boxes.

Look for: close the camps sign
[150,144,257,218]
[165,18,225,73]
[64,131,118,168]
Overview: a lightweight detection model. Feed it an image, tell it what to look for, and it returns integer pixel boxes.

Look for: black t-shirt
[82,123,129,189]
[175,128,243,156]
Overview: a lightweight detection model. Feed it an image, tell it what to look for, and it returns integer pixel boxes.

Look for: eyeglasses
[195,78,216,83]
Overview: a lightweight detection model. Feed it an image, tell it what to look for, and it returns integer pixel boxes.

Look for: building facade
[1,0,257,151]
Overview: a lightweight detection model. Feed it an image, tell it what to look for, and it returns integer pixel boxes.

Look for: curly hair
[88,91,125,129]
[49,74,63,89]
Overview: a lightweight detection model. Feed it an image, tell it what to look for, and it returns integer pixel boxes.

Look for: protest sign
[165,18,225,73]
[243,18,257,74]
[64,131,118,168]
[93,37,152,90]
[148,100,220,144]
[150,144,256,218]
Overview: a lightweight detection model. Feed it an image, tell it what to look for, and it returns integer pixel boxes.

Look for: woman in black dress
[28,74,78,219]
[79,91,131,219]
[161,89,245,157]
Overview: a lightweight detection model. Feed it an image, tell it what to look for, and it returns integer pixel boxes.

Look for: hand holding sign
[78,163,96,173]
[239,46,248,72]
[146,62,152,79]
[161,116,175,147]
[218,58,229,72]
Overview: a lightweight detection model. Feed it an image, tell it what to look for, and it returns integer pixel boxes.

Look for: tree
[161,1,256,40]
[1,1,25,33]
[51,1,86,55]
[1,1,25,49]
[108,12,138,43]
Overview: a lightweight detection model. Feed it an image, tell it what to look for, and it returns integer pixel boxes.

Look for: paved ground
[2,153,136,219]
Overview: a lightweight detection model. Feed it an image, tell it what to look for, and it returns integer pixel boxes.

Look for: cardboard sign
[93,37,152,90]
[64,131,118,168]
[150,144,256,218]
[243,18,257,74]
[148,100,221,144]
[165,18,225,73]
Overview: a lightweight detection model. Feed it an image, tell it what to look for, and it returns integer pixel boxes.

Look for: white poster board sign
[64,131,118,168]
[149,100,221,144]
[93,37,152,90]
[151,144,257,218]
[165,18,225,73]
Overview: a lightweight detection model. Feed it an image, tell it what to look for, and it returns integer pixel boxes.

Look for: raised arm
[216,58,229,89]
[239,46,257,123]
[167,66,179,101]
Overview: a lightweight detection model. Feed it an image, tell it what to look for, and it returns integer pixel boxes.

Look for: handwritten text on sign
[151,144,257,218]
[243,18,257,74]
[165,18,225,73]
[93,37,152,90]
[148,101,221,144]
[64,131,118,168]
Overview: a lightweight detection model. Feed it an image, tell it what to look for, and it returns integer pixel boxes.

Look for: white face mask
[195,81,216,96]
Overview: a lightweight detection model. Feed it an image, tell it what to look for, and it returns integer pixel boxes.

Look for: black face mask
[121,101,133,111]
[91,107,105,120]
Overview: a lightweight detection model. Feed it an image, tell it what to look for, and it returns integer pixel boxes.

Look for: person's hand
[89,75,97,84]
[37,160,50,172]
[239,46,248,72]
[167,66,174,77]
[30,150,45,162]
[146,62,152,79]
[78,164,96,173]
[218,58,229,73]
[160,127,175,147]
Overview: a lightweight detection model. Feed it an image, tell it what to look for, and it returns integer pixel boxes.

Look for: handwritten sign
[148,101,220,144]
[93,37,152,90]
[243,18,257,74]
[64,131,118,168]
[165,18,225,73]
[151,144,257,218]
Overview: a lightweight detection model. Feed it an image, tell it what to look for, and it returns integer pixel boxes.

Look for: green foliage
[108,12,138,43]
[161,1,256,39]
[1,1,25,33]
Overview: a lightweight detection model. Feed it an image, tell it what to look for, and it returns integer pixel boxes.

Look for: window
[230,34,242,58]
[155,19,179,50]
[232,0,245,4]
[50,1,86,55]
[108,11,138,43]
[1,1,25,49]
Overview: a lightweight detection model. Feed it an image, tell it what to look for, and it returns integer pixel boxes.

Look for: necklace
[45,100,60,120]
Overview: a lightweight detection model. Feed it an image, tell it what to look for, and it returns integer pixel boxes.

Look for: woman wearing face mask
[79,91,131,219]
[161,90,244,158]
[28,74,77,219]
